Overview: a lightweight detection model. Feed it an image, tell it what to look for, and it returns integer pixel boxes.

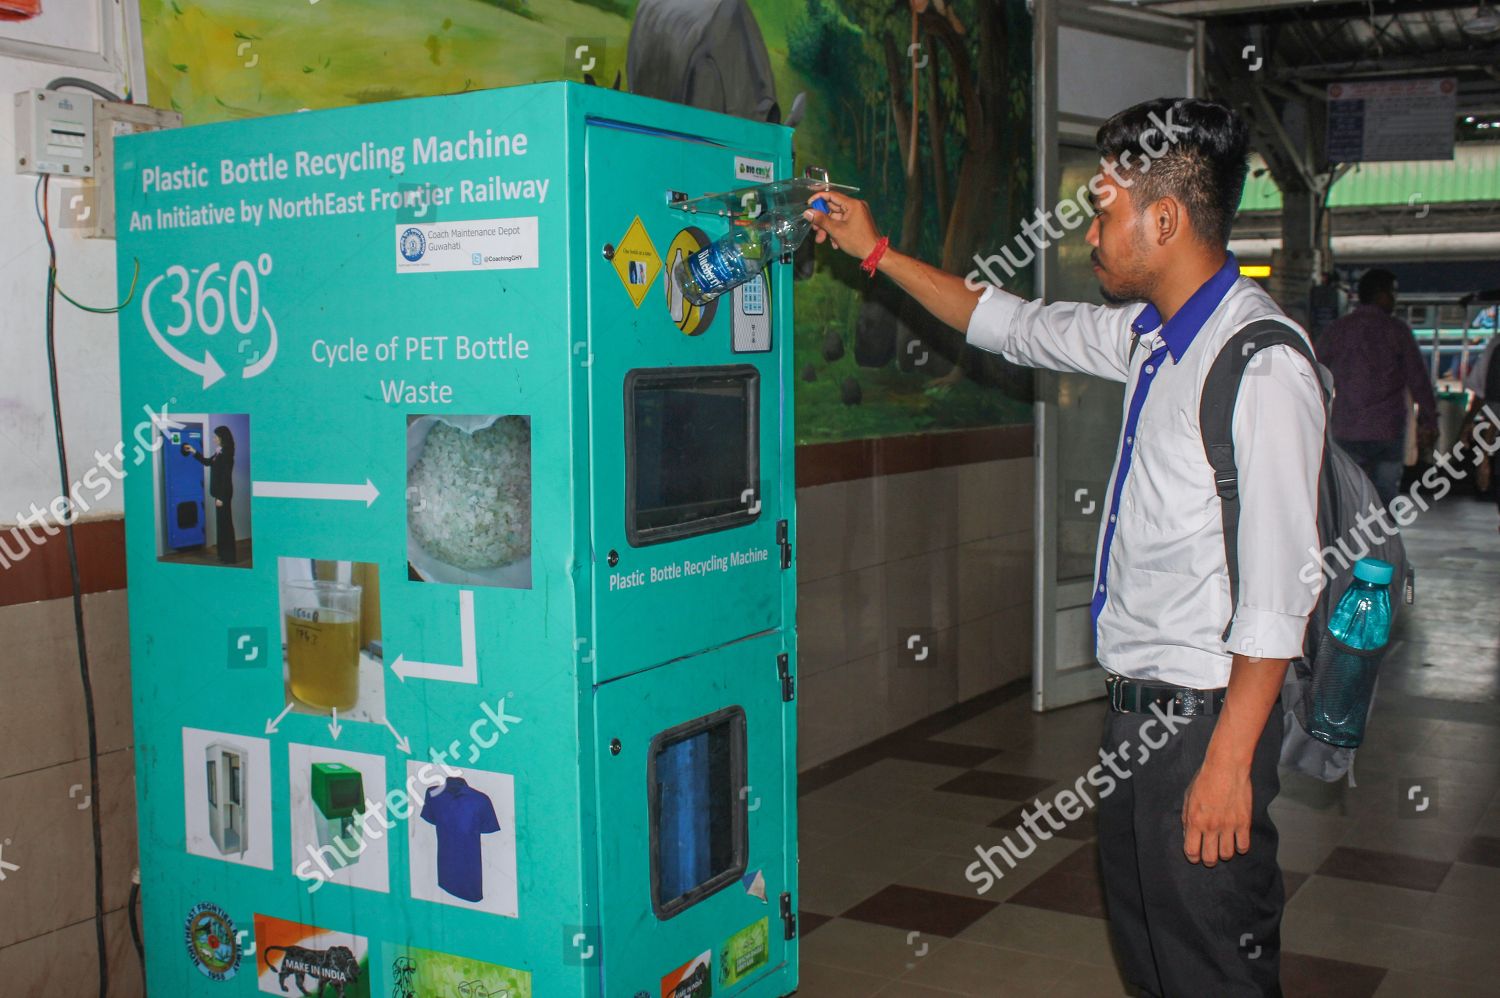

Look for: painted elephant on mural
[627,0,805,127]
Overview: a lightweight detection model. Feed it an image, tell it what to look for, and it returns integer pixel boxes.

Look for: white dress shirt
[967,272,1326,688]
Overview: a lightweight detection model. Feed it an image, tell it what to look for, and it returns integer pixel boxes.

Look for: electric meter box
[115,82,799,997]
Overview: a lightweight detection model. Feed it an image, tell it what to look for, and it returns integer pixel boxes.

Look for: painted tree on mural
[790,0,1032,398]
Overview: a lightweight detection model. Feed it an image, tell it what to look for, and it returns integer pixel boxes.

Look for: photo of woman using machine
[185,425,239,565]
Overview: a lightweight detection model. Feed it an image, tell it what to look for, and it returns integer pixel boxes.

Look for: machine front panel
[583,119,791,682]
[593,632,794,996]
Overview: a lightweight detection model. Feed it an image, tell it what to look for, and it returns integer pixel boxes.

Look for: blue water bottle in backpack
[1306,557,1393,747]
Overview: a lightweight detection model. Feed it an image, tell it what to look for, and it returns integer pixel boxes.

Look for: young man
[806,98,1324,996]
[1314,268,1438,505]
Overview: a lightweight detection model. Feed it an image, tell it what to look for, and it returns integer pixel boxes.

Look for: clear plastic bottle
[675,204,825,307]
[1308,557,1393,747]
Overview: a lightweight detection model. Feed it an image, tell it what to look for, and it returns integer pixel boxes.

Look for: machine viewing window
[625,366,760,546]
[648,707,748,920]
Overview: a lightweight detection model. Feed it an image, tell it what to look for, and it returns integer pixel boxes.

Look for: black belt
[1105,674,1226,716]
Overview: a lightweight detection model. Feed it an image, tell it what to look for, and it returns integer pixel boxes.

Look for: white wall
[0,1,142,527]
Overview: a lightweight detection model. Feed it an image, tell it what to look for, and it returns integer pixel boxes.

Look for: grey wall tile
[0,748,137,948]
[0,592,133,781]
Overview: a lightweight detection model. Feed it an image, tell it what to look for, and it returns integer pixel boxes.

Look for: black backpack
[1199,318,1411,782]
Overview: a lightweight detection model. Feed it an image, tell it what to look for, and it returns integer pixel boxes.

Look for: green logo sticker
[718,918,769,987]
[383,943,531,998]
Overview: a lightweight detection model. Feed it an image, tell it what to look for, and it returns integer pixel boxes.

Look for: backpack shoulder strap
[1200,318,1324,642]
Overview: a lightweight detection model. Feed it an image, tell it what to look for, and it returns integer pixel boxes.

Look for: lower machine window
[649,707,748,919]
[626,365,760,546]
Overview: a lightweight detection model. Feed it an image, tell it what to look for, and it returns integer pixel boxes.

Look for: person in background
[1463,325,1500,526]
[1490,337,1500,528]
[184,425,238,564]
[1314,269,1438,505]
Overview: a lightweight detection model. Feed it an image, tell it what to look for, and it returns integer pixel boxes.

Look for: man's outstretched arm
[803,192,1134,384]
[804,191,995,333]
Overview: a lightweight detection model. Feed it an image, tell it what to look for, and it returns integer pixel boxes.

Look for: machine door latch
[779,891,797,940]
[777,653,794,702]
[776,519,791,569]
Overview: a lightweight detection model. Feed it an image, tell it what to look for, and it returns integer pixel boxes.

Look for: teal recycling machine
[116,83,810,997]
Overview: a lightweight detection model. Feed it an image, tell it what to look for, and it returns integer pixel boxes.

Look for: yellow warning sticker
[612,216,661,308]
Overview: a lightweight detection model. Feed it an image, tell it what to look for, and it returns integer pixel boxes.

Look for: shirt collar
[1130,252,1241,363]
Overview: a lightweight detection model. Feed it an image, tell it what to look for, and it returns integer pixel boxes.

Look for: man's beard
[1092,249,1151,305]
[1099,282,1147,306]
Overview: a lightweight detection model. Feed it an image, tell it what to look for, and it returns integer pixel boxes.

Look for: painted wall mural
[141,0,1035,443]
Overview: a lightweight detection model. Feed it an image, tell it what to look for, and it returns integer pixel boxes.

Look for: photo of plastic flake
[406,415,532,589]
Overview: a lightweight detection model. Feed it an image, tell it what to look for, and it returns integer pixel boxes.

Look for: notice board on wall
[1326,77,1458,163]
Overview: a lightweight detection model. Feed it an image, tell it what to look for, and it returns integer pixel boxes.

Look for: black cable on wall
[38,174,110,998]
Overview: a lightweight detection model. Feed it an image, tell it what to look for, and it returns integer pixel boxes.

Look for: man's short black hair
[1095,98,1251,247]
[1357,268,1398,304]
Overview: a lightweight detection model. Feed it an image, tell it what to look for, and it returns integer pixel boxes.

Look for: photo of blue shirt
[420,777,500,902]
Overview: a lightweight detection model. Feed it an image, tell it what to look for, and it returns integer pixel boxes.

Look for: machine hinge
[776,519,791,569]
[777,652,794,702]
[779,892,796,940]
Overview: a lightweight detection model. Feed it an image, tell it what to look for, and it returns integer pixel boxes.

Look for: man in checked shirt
[806,99,1323,996]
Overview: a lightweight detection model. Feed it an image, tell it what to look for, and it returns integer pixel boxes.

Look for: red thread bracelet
[861,236,889,276]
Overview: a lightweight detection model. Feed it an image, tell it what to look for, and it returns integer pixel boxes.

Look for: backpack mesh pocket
[1302,634,1386,749]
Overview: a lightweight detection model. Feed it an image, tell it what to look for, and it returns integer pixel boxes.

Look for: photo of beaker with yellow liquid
[282,579,362,710]
[277,557,386,725]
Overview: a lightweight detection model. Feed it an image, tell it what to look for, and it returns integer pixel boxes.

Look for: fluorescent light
[1463,3,1500,36]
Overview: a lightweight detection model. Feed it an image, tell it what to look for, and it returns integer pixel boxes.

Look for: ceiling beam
[1133,0,1484,24]
[1273,44,1500,80]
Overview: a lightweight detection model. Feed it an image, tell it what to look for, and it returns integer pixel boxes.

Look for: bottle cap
[1353,558,1394,586]
[810,196,830,214]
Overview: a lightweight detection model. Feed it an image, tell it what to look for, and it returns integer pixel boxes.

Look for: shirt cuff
[1224,606,1312,662]
[965,286,1022,355]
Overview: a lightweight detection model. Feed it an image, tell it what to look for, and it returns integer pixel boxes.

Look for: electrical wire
[32,177,140,313]
[38,173,110,998]
[60,261,138,314]
[45,76,126,103]
[127,868,145,988]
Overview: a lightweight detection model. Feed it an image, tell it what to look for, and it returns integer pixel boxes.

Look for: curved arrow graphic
[142,273,226,389]
[391,590,478,684]
[243,308,278,379]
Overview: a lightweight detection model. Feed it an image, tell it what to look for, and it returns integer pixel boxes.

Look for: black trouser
[1097,705,1284,997]
[215,500,236,564]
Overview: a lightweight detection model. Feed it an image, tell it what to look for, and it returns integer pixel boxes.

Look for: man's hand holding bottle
[803,192,882,260]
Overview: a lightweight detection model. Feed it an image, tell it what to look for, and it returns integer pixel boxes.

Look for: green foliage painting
[140,0,1035,443]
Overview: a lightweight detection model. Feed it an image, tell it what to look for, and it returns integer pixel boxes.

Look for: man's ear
[1152,196,1183,247]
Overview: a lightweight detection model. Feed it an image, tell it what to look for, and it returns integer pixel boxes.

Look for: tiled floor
[796,495,1500,996]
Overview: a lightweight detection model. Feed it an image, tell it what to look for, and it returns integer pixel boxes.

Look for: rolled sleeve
[965,289,1134,384]
[1225,343,1327,660]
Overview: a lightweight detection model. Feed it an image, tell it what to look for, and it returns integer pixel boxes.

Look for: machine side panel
[115,83,593,996]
